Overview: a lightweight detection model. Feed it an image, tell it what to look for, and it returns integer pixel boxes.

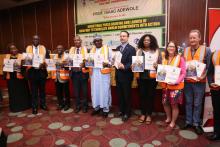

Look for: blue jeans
[184,82,206,126]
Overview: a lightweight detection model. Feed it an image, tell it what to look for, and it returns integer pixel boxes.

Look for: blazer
[115,43,136,82]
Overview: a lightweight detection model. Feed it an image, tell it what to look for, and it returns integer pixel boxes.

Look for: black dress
[6,56,31,112]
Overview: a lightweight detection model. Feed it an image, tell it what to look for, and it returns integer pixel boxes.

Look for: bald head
[33,35,40,47]
[74,35,82,48]
[57,45,64,55]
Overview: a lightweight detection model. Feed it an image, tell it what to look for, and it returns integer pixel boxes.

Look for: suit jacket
[115,43,136,82]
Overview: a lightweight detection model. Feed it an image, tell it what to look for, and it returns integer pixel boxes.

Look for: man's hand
[118,63,125,69]
[210,83,220,88]
[167,82,176,85]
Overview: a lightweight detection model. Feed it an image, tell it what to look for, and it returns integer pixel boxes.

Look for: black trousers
[138,78,157,116]
[72,72,88,108]
[55,81,70,106]
[30,79,46,108]
[116,81,132,115]
[210,89,220,135]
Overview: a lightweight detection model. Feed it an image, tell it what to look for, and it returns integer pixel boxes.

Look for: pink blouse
[176,57,186,84]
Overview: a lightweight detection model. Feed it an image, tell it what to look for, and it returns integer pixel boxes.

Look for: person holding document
[133,34,160,124]
[159,41,186,130]
[182,30,211,134]
[3,44,31,112]
[26,35,49,114]
[51,45,70,111]
[207,49,220,141]
[69,36,89,113]
[115,31,136,121]
[90,35,112,118]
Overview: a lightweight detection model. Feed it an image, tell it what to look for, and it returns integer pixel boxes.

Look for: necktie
[35,47,38,54]
[120,45,123,53]
[77,48,80,54]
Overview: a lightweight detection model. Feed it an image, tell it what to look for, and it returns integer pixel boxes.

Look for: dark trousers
[210,89,220,135]
[116,81,132,115]
[72,72,88,108]
[30,79,46,108]
[138,78,157,116]
[55,81,70,106]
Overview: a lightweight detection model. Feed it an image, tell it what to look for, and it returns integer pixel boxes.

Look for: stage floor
[0,89,219,147]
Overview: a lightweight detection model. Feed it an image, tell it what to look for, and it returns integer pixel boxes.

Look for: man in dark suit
[115,31,136,121]
[26,35,49,114]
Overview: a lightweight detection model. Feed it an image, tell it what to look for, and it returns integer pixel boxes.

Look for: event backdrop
[76,0,166,49]
[209,8,220,51]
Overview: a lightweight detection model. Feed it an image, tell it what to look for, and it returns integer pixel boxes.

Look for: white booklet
[45,59,56,71]
[156,64,167,82]
[215,65,220,86]
[94,54,104,68]
[33,54,44,68]
[22,53,33,66]
[85,53,95,67]
[156,64,181,83]
[63,53,73,67]
[165,65,181,83]
[13,59,21,72]
[186,60,197,78]
[144,52,157,70]
[132,56,144,72]
[196,61,206,77]
[73,54,83,67]
[114,51,122,69]
[3,59,15,72]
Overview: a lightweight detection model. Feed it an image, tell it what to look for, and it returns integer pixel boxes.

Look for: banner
[209,9,220,51]
[76,0,166,49]
[202,8,220,132]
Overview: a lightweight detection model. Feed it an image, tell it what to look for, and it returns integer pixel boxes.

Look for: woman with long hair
[160,41,186,129]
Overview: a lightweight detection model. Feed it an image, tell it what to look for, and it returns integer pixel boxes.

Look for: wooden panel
[0,9,12,53]
[35,0,51,50]
[0,14,4,53]
[169,0,206,45]
[0,0,220,53]
[50,0,68,50]
[11,7,25,52]
[22,3,37,47]
[68,0,75,48]
[209,0,220,8]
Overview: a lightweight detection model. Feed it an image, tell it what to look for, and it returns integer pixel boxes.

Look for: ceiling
[0,0,42,10]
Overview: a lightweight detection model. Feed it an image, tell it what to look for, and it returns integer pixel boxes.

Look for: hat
[93,34,102,41]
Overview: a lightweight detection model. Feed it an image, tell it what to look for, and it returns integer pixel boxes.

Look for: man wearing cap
[89,35,112,118]
[115,31,136,121]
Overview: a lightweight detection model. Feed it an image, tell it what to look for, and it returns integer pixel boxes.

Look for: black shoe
[63,105,70,111]
[56,105,64,110]
[91,109,100,116]
[82,107,88,113]
[181,123,192,130]
[74,107,80,113]
[103,112,108,118]
[194,126,203,135]
[207,133,220,141]
[117,112,123,117]
[40,105,48,111]
[32,108,38,114]
[122,114,129,122]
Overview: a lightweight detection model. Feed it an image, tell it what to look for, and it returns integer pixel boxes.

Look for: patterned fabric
[162,89,183,105]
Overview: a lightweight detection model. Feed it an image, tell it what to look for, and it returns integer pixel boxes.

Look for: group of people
[2,29,220,141]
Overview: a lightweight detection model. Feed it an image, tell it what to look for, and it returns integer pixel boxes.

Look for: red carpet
[0,88,220,147]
